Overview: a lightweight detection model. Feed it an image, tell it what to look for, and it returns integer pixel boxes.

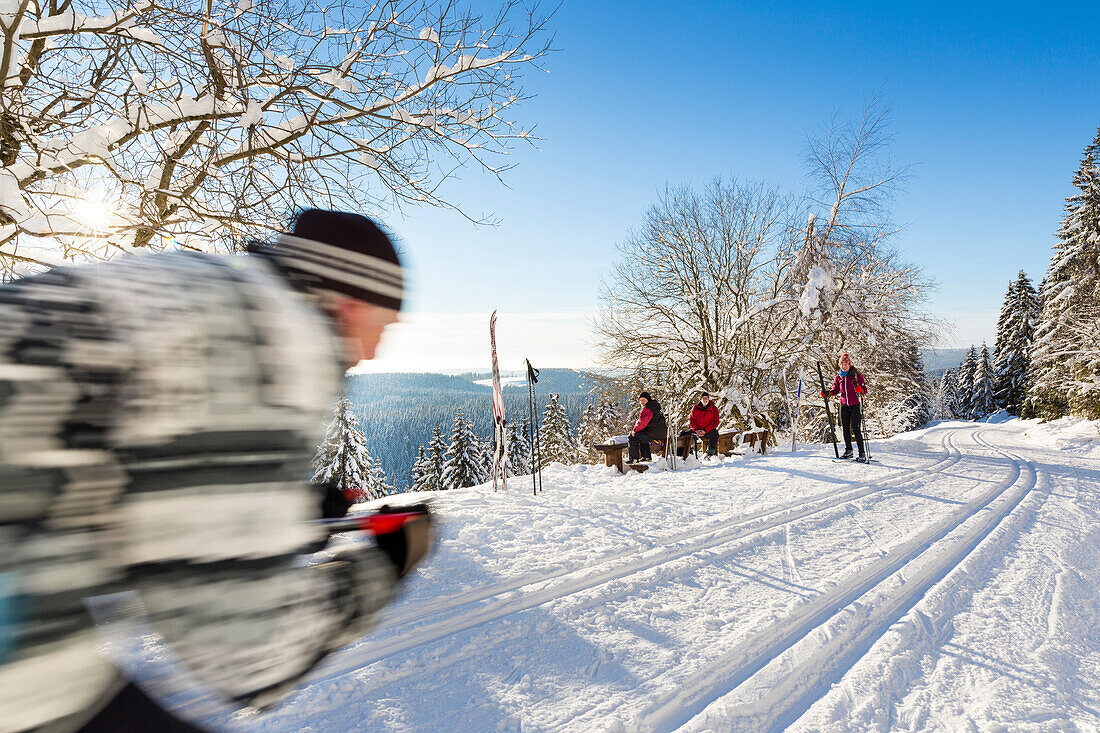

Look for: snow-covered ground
[213,417,1100,732]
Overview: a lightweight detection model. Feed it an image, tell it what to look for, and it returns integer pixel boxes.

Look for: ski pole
[526,359,542,495]
[793,375,802,453]
[816,362,840,458]
[860,383,872,461]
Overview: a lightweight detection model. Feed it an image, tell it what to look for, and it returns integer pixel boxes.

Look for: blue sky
[363,0,1100,372]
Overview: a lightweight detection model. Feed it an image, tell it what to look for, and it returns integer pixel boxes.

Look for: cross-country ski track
[221,417,1099,732]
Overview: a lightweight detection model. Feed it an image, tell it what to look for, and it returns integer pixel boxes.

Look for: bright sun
[71,195,115,231]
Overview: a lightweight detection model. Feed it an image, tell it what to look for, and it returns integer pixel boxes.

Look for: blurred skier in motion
[0,209,432,731]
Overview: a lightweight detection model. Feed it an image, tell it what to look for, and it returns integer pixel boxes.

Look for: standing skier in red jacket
[689,392,721,457]
[821,351,868,462]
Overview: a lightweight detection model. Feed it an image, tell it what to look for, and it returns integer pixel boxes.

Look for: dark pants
[840,403,864,456]
[698,428,720,455]
[628,428,663,460]
[79,683,206,732]
[681,429,719,456]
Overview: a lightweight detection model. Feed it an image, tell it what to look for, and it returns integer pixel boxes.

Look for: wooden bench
[738,428,770,454]
[594,429,748,474]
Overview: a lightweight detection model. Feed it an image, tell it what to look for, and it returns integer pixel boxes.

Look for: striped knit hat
[252,209,403,311]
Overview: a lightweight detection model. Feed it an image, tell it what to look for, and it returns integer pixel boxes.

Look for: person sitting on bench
[627,391,667,463]
[690,391,721,457]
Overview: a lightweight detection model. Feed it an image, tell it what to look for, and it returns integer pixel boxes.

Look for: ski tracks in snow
[639,428,1039,732]
[309,428,964,686]
[246,421,1096,732]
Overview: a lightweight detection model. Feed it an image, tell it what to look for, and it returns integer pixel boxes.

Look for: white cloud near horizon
[349,310,598,373]
[348,308,997,374]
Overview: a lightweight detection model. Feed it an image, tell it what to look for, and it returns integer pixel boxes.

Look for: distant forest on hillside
[339,350,965,493]
[343,369,598,491]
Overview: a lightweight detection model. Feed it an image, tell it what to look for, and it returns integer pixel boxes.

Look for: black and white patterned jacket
[0,252,396,731]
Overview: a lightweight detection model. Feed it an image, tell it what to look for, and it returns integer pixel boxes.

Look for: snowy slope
[204,417,1099,732]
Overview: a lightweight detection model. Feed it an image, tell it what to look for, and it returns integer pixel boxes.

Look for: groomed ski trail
[635,429,1037,732]
[310,428,966,683]
[234,419,1096,733]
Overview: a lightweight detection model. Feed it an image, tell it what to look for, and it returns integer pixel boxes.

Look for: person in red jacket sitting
[820,351,868,462]
[689,391,721,457]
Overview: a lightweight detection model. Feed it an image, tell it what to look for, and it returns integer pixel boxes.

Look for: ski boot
[839,449,854,460]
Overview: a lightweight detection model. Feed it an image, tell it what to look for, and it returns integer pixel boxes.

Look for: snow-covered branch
[0,0,552,274]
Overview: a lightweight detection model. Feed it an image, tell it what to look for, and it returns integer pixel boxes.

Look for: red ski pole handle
[314,511,425,536]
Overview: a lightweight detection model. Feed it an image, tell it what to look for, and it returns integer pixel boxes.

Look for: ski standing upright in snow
[816,361,840,458]
[489,311,508,491]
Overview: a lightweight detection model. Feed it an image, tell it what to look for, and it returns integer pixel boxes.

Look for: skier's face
[700,395,710,405]
[839,355,851,371]
[639,397,648,407]
[332,296,399,367]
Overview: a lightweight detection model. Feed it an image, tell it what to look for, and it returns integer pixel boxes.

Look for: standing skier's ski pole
[816,362,840,458]
[526,359,542,495]
[792,374,802,453]
[861,385,872,461]
[781,372,793,453]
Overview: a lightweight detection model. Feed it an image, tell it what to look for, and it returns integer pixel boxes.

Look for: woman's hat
[638,391,652,401]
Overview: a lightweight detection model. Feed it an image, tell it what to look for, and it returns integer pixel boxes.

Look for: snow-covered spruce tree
[949,368,969,421]
[863,341,932,435]
[972,343,997,418]
[0,0,551,274]
[477,433,496,482]
[312,397,389,501]
[1026,126,1100,419]
[506,418,532,477]
[932,369,958,420]
[409,446,437,493]
[598,401,627,438]
[539,393,579,466]
[993,271,1040,414]
[425,426,448,491]
[440,410,485,490]
[578,403,602,461]
[956,346,979,420]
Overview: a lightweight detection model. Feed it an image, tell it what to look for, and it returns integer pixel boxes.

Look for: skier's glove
[819,390,827,398]
[854,385,865,394]
[372,502,434,579]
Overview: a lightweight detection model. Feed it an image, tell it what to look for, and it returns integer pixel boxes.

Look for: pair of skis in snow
[489,311,543,495]
[490,311,509,492]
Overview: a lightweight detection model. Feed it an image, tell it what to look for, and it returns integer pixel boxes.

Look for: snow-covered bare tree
[1025,126,1100,419]
[595,99,936,436]
[992,271,1039,414]
[0,0,551,274]
[595,178,802,431]
[538,392,577,466]
[441,409,484,489]
[312,396,389,501]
